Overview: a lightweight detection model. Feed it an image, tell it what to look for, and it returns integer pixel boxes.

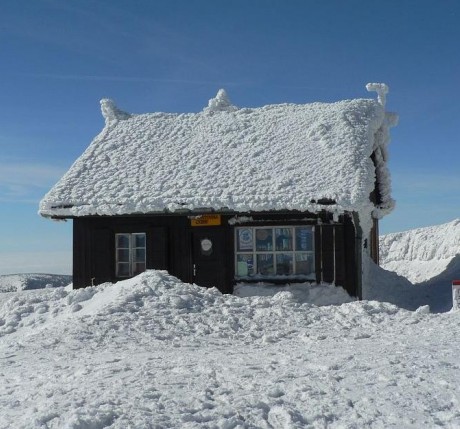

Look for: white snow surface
[1,270,460,428]
[0,273,72,293]
[380,219,460,283]
[234,281,355,306]
[39,90,395,218]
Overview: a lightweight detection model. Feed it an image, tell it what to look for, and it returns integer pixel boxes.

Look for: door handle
[193,264,197,277]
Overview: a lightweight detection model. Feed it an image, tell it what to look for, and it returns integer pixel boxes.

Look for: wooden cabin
[39,84,397,298]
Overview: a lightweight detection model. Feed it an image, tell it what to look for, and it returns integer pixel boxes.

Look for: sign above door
[190,214,221,227]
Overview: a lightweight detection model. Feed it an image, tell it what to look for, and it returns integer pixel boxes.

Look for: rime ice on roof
[100,98,131,124]
[39,85,396,220]
[204,89,238,112]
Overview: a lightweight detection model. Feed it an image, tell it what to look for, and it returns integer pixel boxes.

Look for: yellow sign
[191,214,221,227]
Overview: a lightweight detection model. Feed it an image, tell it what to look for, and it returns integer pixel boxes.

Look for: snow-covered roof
[39,85,397,219]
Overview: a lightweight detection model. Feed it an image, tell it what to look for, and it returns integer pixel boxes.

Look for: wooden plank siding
[370,218,379,265]
[72,211,360,297]
[316,223,355,296]
[343,215,359,297]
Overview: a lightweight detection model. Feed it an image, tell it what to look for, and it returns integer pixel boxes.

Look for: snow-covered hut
[39,85,397,298]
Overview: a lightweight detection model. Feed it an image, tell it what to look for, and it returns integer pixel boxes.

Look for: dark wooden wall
[73,215,208,288]
[72,211,360,297]
[370,218,379,265]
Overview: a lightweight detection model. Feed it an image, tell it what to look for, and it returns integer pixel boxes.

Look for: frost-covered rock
[380,219,460,283]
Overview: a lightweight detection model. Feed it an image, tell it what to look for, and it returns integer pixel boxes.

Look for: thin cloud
[392,171,460,195]
[0,250,71,275]
[0,162,64,187]
[21,72,246,86]
[0,162,65,202]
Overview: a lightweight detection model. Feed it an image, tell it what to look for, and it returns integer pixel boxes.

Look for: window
[115,233,146,277]
[235,226,315,279]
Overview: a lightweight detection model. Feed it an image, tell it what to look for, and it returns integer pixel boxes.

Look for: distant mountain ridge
[0,274,72,293]
[377,219,460,313]
[380,219,460,283]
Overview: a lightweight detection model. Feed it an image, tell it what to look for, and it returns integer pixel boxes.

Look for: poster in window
[295,253,314,275]
[275,228,293,251]
[237,254,253,276]
[238,228,253,251]
[256,228,273,251]
[257,254,274,275]
[296,227,313,251]
[276,253,294,275]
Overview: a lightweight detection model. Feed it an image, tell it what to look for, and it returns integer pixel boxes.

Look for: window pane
[132,262,146,276]
[276,253,294,275]
[256,228,273,251]
[133,233,146,248]
[115,232,146,278]
[117,263,130,277]
[295,253,315,275]
[237,228,253,252]
[236,254,254,276]
[117,249,130,263]
[275,228,293,251]
[296,227,313,251]
[256,254,274,275]
[133,248,146,263]
[116,234,130,249]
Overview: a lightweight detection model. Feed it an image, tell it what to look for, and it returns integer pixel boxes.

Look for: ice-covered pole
[452,280,460,310]
[366,83,389,108]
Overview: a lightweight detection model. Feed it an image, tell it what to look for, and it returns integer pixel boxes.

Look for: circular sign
[256,229,269,240]
[201,238,213,252]
[239,229,253,250]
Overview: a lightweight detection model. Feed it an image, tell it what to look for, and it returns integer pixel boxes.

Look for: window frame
[234,225,315,280]
[115,232,147,278]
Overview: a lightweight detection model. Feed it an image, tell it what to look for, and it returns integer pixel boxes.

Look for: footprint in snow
[268,387,285,398]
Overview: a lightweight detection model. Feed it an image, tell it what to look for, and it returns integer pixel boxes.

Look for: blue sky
[1,0,459,274]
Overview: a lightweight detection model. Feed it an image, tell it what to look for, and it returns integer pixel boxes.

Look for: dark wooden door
[191,228,226,290]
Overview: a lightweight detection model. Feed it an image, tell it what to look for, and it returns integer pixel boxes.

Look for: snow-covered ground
[1,220,460,428]
[234,281,355,306]
[1,270,460,428]
[0,273,72,293]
